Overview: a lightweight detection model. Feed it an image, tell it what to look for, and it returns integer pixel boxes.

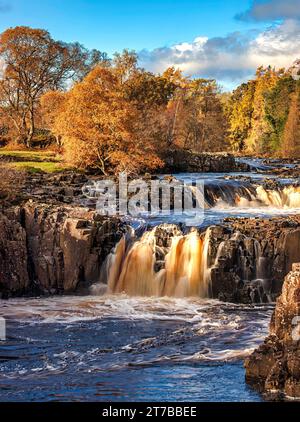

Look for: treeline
[0,26,299,175]
[0,27,227,174]
[226,66,300,157]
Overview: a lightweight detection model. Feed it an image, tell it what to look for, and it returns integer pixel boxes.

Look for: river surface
[0,158,299,402]
[0,297,273,402]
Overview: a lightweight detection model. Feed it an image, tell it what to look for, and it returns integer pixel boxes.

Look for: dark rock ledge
[0,202,127,297]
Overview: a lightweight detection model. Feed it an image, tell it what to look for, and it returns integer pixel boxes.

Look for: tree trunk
[25,107,35,148]
[56,135,62,148]
[16,115,28,146]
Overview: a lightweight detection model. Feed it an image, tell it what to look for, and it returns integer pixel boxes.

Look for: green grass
[0,149,60,162]
[7,161,70,173]
[0,148,73,173]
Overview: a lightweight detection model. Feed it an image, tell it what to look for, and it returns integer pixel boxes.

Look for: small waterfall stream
[236,185,300,208]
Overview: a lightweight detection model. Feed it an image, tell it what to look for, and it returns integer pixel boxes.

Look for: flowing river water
[0,158,300,402]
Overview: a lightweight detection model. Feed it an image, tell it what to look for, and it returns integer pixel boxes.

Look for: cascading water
[162,230,207,297]
[202,181,300,209]
[108,230,158,296]
[102,226,212,298]
[222,185,300,209]
[4,158,298,402]
[256,185,300,208]
[95,179,300,301]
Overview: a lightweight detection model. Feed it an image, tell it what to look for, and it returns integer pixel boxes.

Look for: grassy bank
[0,148,72,173]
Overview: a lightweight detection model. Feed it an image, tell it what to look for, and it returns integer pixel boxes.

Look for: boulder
[245,263,300,399]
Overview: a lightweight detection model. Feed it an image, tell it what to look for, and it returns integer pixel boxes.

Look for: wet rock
[0,201,127,296]
[0,209,29,296]
[206,217,300,303]
[245,263,300,400]
[162,150,250,173]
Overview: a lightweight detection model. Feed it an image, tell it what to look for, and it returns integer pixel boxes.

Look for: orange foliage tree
[0,26,107,147]
[51,66,164,175]
[40,91,66,148]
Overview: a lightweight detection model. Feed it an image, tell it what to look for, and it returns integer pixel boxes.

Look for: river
[0,158,299,402]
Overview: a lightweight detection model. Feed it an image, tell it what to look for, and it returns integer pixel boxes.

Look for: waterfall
[162,230,204,297]
[204,183,300,209]
[236,185,300,208]
[260,186,300,208]
[107,229,158,296]
[102,226,212,298]
[94,181,300,302]
[202,228,212,296]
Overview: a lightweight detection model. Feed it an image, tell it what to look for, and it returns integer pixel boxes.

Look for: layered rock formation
[162,150,250,173]
[1,161,300,301]
[0,208,29,294]
[0,201,127,297]
[2,202,300,301]
[245,263,300,400]
[204,217,300,303]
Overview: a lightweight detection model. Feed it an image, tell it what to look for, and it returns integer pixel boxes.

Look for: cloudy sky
[0,0,299,90]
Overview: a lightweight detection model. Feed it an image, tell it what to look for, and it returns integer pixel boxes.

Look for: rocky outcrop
[206,217,300,303]
[0,208,29,295]
[245,263,300,400]
[2,206,300,301]
[0,201,127,297]
[162,150,250,173]
[19,171,90,205]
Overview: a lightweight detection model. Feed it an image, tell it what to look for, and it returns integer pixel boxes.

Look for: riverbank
[0,149,250,175]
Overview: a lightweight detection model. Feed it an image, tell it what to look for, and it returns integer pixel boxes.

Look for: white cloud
[139,19,300,87]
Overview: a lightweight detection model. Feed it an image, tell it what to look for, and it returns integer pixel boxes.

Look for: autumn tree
[226,66,292,155]
[113,49,139,84]
[264,75,296,154]
[52,66,163,174]
[123,67,178,156]
[169,78,228,152]
[227,81,255,151]
[0,26,107,147]
[161,68,188,147]
[40,90,66,147]
[245,66,281,153]
[282,83,300,158]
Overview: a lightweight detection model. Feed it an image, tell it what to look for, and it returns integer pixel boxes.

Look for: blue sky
[0,0,299,90]
[0,0,266,52]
